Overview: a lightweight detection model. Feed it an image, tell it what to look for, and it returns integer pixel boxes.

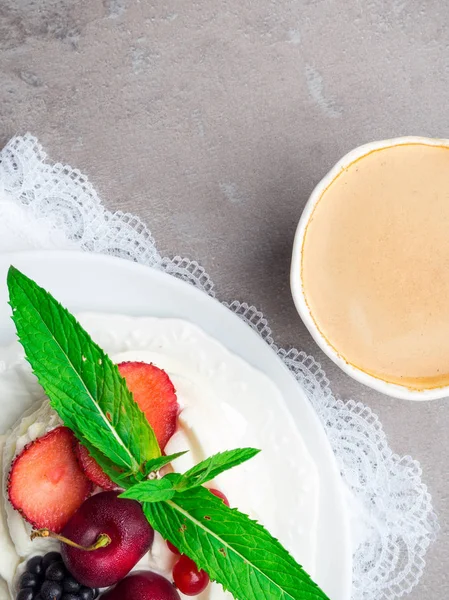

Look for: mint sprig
[7,267,330,600]
[7,266,161,479]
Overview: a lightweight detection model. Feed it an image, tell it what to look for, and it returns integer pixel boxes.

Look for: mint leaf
[144,486,329,600]
[7,266,160,475]
[144,452,188,476]
[120,477,178,502]
[177,448,260,490]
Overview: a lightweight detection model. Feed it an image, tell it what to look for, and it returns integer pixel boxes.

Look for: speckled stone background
[1,1,448,598]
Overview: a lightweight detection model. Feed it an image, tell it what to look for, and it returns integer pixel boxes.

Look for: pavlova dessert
[0,267,326,600]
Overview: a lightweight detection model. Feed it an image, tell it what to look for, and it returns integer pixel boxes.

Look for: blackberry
[16,552,97,600]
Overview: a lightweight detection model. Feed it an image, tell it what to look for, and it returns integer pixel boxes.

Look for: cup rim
[291,136,449,401]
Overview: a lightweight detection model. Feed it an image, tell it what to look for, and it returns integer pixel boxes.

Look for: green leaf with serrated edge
[176,448,260,491]
[143,452,188,476]
[7,266,161,475]
[144,486,329,600]
[120,477,178,502]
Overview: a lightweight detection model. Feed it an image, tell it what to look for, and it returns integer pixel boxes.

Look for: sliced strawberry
[8,427,92,533]
[118,362,179,450]
[75,442,117,491]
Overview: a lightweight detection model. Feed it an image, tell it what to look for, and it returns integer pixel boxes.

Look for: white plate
[0,251,351,600]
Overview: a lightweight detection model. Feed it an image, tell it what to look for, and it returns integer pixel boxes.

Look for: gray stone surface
[1,1,448,598]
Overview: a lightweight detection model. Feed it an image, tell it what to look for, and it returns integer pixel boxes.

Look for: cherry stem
[31,529,111,551]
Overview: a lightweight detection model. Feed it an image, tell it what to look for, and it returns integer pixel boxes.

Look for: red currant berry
[209,488,230,507]
[173,555,210,596]
[166,540,181,555]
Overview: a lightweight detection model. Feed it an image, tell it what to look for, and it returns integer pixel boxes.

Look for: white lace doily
[0,134,439,600]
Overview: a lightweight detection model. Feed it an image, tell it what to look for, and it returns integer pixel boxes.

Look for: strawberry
[75,442,117,491]
[7,427,92,532]
[118,362,179,450]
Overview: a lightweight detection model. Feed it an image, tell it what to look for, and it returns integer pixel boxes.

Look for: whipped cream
[0,315,319,600]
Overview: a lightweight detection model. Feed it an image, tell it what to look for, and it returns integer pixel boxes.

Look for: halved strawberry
[8,427,92,532]
[118,362,179,450]
[75,441,117,491]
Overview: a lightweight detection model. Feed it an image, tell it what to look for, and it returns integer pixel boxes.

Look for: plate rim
[0,250,352,600]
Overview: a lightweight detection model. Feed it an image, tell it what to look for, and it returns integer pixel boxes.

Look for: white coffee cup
[290,136,449,401]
